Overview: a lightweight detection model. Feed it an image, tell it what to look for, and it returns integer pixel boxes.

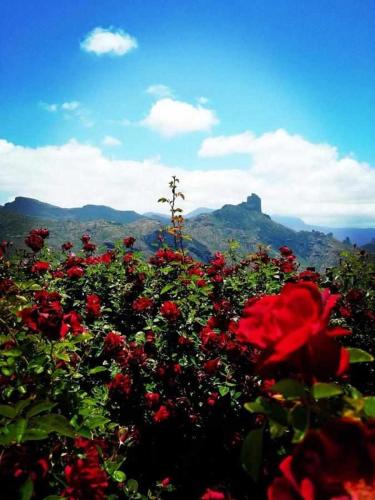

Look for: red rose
[201,488,226,500]
[132,296,154,312]
[145,392,160,407]
[203,358,220,374]
[83,242,96,252]
[25,233,44,252]
[108,373,132,396]
[237,282,350,381]
[160,301,180,321]
[104,332,125,353]
[31,261,50,273]
[268,418,375,500]
[86,294,101,318]
[123,236,136,248]
[66,266,85,279]
[63,439,108,500]
[153,405,170,423]
[62,241,74,251]
[81,234,91,244]
[279,246,293,257]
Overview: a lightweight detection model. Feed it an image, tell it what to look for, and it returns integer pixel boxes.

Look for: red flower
[145,392,161,407]
[203,358,220,374]
[31,261,50,273]
[160,301,180,321]
[268,418,375,500]
[160,477,172,487]
[153,405,170,423]
[237,282,350,381]
[63,440,108,500]
[66,266,85,279]
[86,294,101,318]
[104,332,125,352]
[83,242,96,252]
[62,241,74,251]
[279,246,293,257]
[25,233,44,252]
[201,488,226,500]
[108,373,132,395]
[81,233,91,244]
[132,296,154,312]
[123,236,136,248]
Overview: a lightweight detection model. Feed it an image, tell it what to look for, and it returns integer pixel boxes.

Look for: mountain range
[0,194,356,269]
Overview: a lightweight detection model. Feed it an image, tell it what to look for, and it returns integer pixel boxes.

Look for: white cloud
[61,101,81,111]
[142,98,219,137]
[81,27,137,56]
[199,131,255,157]
[0,130,374,227]
[40,102,58,112]
[40,101,94,128]
[102,135,122,147]
[146,84,174,98]
[197,96,209,105]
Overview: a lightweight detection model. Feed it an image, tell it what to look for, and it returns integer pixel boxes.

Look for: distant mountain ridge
[4,197,144,224]
[0,194,351,269]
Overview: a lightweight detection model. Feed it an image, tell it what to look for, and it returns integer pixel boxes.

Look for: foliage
[0,216,374,499]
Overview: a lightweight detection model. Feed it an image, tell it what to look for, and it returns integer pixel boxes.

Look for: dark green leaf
[36,414,75,438]
[26,401,57,418]
[312,383,343,399]
[364,397,375,417]
[0,404,17,419]
[240,427,264,482]
[271,379,305,399]
[19,477,33,500]
[348,348,374,363]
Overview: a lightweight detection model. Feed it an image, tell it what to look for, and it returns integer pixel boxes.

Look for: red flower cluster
[123,236,136,248]
[132,296,154,312]
[237,281,350,381]
[19,290,84,340]
[268,418,375,500]
[103,331,125,352]
[66,266,85,279]
[63,438,108,500]
[25,228,49,252]
[31,261,50,273]
[62,241,74,251]
[86,294,101,319]
[108,373,132,396]
[160,301,181,321]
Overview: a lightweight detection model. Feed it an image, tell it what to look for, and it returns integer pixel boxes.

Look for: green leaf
[16,418,27,443]
[15,399,32,416]
[113,470,127,482]
[348,348,374,363]
[2,349,22,357]
[312,383,343,400]
[240,427,264,482]
[160,284,175,295]
[219,386,230,397]
[88,366,108,375]
[23,429,49,441]
[290,406,309,443]
[26,401,57,418]
[364,397,375,417]
[271,379,305,399]
[19,477,33,500]
[127,479,139,493]
[0,404,17,419]
[36,414,75,438]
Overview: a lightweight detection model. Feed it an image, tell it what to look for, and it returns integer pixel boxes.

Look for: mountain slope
[3,197,144,224]
[0,194,348,268]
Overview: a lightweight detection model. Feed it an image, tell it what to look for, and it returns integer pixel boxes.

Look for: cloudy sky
[1,0,375,226]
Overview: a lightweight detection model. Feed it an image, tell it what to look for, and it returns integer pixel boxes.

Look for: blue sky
[1,0,375,226]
